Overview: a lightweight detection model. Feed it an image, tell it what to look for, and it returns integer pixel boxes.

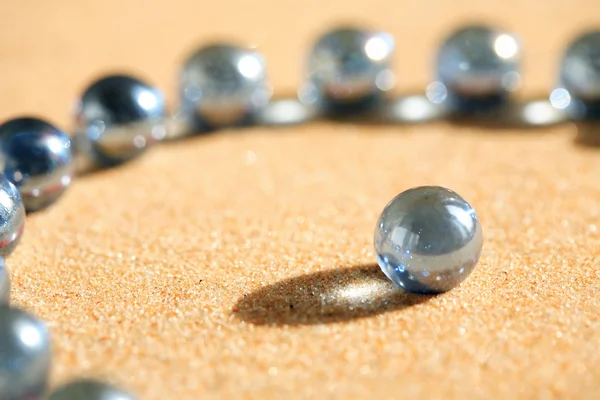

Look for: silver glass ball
[0,306,51,400]
[0,259,9,305]
[374,186,483,294]
[49,379,135,400]
[559,31,600,101]
[75,74,166,166]
[0,117,73,212]
[180,44,272,128]
[0,175,25,258]
[302,27,395,109]
[550,31,600,120]
[433,25,521,107]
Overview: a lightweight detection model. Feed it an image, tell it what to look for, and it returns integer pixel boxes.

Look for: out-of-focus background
[2,0,598,124]
[3,1,600,399]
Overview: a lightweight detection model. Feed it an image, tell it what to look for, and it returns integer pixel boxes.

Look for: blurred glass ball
[180,44,272,128]
[301,26,395,111]
[551,31,600,120]
[428,26,522,103]
[0,306,51,400]
[75,74,166,166]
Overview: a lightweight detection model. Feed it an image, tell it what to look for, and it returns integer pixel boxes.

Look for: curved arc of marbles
[374,186,483,294]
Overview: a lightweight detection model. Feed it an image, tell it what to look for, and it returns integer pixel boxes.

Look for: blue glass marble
[551,31,600,120]
[75,74,166,166]
[0,305,51,400]
[180,44,272,129]
[49,379,136,400]
[374,186,483,294]
[0,117,73,212]
[0,259,9,304]
[0,175,25,258]
[301,26,395,113]
[432,25,521,114]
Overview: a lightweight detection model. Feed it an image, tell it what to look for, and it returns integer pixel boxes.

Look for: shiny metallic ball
[49,379,136,400]
[0,117,73,212]
[374,186,483,294]
[302,26,395,111]
[0,259,9,305]
[180,44,272,128]
[75,74,166,166]
[551,31,600,120]
[0,175,25,258]
[431,25,521,113]
[0,306,51,400]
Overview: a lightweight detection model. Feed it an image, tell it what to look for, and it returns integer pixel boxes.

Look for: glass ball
[75,74,166,166]
[180,44,272,129]
[0,117,73,212]
[432,25,521,113]
[0,175,25,258]
[49,379,136,400]
[0,306,51,400]
[374,186,483,294]
[302,26,395,111]
[551,31,600,120]
[0,259,9,305]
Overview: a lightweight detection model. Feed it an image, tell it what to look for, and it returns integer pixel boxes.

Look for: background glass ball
[302,26,395,110]
[374,186,483,294]
[435,25,521,100]
[75,74,166,166]
[180,43,272,128]
[49,379,136,400]
[0,117,73,212]
[551,31,600,120]
[0,306,51,400]
[0,259,9,305]
[0,175,25,258]
[559,31,600,101]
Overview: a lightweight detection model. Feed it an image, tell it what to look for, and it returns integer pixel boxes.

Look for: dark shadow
[73,151,147,178]
[325,93,445,126]
[232,264,434,326]
[447,99,569,131]
[573,122,600,148]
